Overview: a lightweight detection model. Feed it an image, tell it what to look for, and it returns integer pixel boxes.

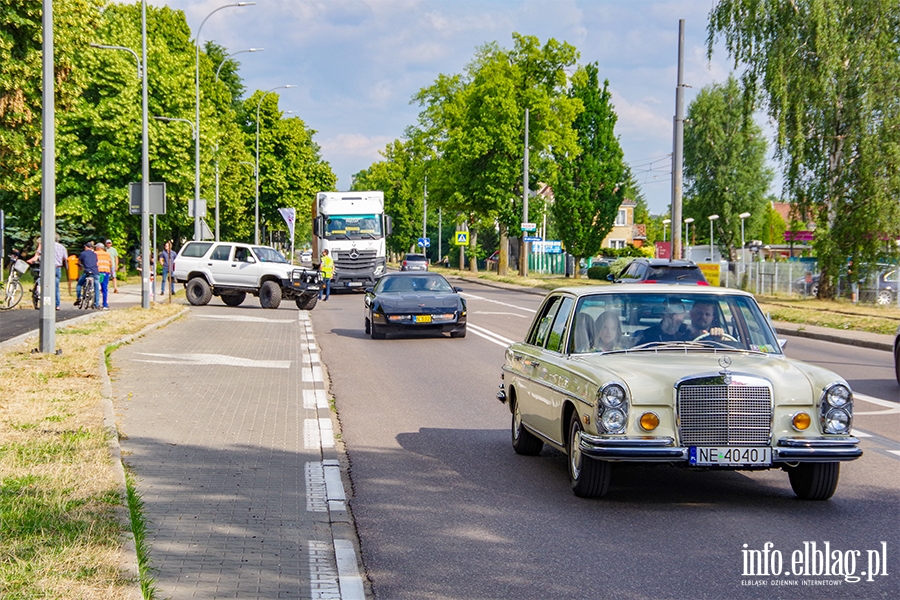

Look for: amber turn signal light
[791,412,812,431]
[639,412,659,431]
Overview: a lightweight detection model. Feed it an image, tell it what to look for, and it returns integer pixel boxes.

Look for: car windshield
[566,292,782,355]
[324,215,383,240]
[377,275,453,293]
[252,247,288,263]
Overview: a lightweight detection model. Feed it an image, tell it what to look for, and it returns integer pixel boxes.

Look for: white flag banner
[278,207,296,239]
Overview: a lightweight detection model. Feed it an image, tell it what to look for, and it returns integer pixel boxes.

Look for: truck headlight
[374,265,384,275]
[820,383,853,434]
[597,383,628,434]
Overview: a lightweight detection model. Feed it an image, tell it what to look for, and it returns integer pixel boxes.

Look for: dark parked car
[613,258,708,285]
[364,272,466,339]
[794,267,897,305]
[400,253,429,271]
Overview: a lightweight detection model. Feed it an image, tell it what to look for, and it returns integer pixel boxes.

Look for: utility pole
[671,19,686,261]
[519,108,529,277]
[39,0,56,352]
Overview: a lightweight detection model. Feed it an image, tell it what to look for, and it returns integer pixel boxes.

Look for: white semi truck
[312,191,392,289]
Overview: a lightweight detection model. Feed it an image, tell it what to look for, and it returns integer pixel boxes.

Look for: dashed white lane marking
[853,430,873,438]
[319,418,335,449]
[304,419,321,450]
[477,311,529,317]
[308,540,341,599]
[304,389,329,410]
[196,314,295,323]
[305,462,327,513]
[468,323,515,348]
[854,393,900,416]
[461,292,537,313]
[890,450,900,457]
[132,352,291,368]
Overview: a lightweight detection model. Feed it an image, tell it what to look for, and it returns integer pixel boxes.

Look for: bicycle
[30,264,41,309]
[1,257,27,310]
[80,274,96,310]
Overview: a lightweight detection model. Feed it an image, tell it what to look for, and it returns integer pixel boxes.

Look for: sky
[151,0,766,215]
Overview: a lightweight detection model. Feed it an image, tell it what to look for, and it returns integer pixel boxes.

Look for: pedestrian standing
[53,235,67,310]
[75,242,99,308]
[105,239,119,293]
[159,240,176,296]
[94,242,112,309]
[318,249,334,301]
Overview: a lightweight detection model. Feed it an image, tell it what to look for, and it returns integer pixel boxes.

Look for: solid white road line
[461,292,537,313]
[854,393,900,416]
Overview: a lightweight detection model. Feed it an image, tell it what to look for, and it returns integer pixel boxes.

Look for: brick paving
[111,304,355,599]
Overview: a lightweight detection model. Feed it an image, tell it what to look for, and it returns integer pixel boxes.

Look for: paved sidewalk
[110,304,364,599]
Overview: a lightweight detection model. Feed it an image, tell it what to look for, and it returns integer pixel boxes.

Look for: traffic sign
[521,222,537,232]
[455,231,468,245]
[524,236,542,243]
[417,237,430,248]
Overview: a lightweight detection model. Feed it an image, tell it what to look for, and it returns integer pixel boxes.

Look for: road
[311,280,899,600]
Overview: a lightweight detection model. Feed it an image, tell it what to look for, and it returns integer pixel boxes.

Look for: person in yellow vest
[318,249,334,301]
[94,242,112,309]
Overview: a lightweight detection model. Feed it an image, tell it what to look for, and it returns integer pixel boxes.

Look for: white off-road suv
[174,241,320,309]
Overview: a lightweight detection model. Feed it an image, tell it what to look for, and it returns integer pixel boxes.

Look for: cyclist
[75,241,99,308]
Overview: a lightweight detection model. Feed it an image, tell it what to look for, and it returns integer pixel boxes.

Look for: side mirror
[454,287,463,292]
[365,287,375,294]
[607,273,615,282]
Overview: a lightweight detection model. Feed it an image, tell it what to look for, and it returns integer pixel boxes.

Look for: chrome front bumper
[578,434,862,463]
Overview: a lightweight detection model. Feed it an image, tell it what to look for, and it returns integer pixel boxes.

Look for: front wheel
[221,292,246,307]
[186,278,212,306]
[370,322,386,340]
[450,325,467,338]
[82,280,95,309]
[259,281,282,309]
[787,462,840,500]
[295,294,318,310]
[876,290,893,306]
[1,279,23,310]
[568,412,610,498]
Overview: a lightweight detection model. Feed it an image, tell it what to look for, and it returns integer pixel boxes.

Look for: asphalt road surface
[311,280,898,600]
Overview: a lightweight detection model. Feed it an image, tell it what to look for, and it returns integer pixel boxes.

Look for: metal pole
[214,144,220,240]
[671,19,685,260]
[141,0,150,308]
[39,0,56,352]
[520,108,529,277]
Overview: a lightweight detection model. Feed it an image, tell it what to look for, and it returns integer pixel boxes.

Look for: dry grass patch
[757,296,900,335]
[0,303,184,599]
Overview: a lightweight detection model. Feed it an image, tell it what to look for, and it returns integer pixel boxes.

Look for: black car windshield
[377,275,453,293]
[569,292,782,354]
[252,247,288,263]
[325,215,382,239]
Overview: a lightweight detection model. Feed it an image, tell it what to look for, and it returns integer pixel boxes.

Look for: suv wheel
[259,280,282,309]
[295,294,318,310]
[186,278,212,306]
[221,292,246,307]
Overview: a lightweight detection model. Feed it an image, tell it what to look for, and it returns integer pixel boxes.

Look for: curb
[99,307,190,599]
[448,273,895,353]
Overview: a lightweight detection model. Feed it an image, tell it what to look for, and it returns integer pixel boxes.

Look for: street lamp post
[255,85,295,244]
[684,217,694,259]
[708,214,719,262]
[739,211,751,277]
[89,2,150,309]
[662,218,671,242]
[213,48,262,242]
[194,3,255,241]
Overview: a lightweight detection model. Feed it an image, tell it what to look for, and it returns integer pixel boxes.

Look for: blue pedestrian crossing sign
[455,231,468,245]
[417,237,430,248]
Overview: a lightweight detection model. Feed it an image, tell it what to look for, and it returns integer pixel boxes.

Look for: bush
[587,265,611,280]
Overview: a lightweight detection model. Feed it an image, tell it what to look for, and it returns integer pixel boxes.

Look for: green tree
[552,64,626,278]
[683,75,772,258]
[760,200,787,247]
[0,0,101,233]
[709,0,900,296]
[412,33,582,272]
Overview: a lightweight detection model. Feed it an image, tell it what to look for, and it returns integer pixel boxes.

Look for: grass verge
[125,470,157,599]
[0,302,184,599]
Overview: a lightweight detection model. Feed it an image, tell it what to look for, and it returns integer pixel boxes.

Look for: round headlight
[600,384,626,409]
[600,408,627,433]
[825,384,851,408]
[823,408,851,434]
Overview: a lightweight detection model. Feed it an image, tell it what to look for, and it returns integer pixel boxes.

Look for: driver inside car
[683,299,725,340]
[633,299,688,344]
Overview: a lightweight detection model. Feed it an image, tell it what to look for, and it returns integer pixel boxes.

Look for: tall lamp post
[89,1,150,309]
[739,211,751,276]
[255,85,295,244]
[708,214,719,262]
[194,2,255,241]
[683,217,694,259]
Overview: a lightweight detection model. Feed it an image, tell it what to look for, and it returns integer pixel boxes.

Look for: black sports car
[364,272,467,339]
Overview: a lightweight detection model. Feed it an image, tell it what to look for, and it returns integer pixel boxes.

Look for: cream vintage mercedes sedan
[496,285,861,500]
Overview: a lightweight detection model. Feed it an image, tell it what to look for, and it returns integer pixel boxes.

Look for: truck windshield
[325,215,382,239]
[252,247,289,263]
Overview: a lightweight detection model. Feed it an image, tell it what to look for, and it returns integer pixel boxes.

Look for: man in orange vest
[94,242,112,309]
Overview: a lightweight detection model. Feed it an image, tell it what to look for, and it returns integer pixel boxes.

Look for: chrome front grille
[677,383,772,446]
[334,249,377,273]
